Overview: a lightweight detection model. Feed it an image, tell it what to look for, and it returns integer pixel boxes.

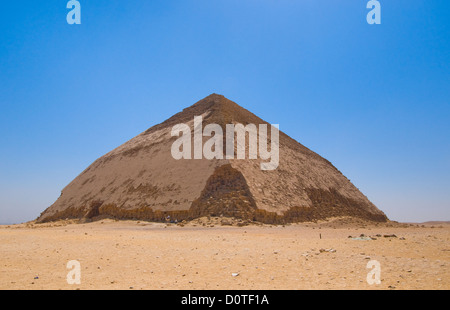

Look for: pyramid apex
[206,93,224,98]
[198,93,228,103]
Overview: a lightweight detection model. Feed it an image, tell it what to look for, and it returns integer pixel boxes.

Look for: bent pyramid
[37,94,387,224]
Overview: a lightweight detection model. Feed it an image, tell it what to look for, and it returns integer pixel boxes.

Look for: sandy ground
[0,217,449,290]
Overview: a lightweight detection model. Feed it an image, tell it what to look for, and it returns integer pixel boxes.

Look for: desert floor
[0,217,449,290]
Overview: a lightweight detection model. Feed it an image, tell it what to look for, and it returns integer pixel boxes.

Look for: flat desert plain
[0,217,449,290]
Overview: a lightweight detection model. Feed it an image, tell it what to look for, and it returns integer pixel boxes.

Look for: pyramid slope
[37,94,387,223]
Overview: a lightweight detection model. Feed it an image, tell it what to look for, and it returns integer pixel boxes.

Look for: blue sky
[0,1,449,224]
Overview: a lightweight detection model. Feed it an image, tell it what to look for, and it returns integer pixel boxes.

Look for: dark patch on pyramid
[189,164,258,219]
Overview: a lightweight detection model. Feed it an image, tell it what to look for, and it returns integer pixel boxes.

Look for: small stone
[383,234,397,238]
[231,273,239,277]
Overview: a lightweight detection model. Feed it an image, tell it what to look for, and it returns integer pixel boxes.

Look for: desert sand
[0,217,448,290]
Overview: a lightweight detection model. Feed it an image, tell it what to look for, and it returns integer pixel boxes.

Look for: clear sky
[0,1,449,224]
